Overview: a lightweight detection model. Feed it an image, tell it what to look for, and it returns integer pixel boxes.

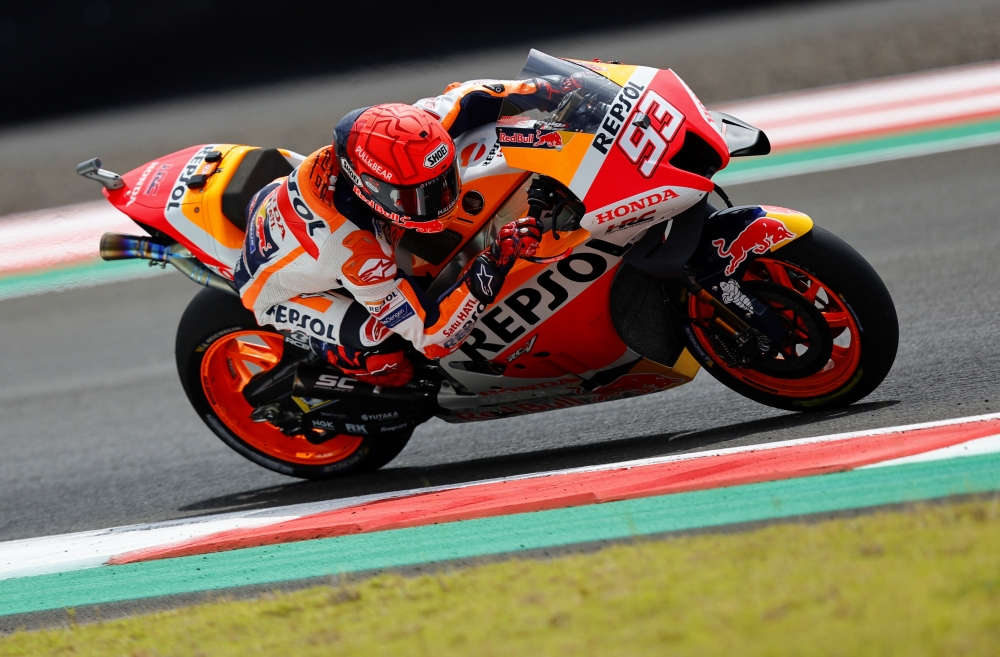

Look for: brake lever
[521,248,573,264]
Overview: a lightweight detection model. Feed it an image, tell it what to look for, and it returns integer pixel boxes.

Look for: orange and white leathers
[232,78,557,359]
[232,147,482,360]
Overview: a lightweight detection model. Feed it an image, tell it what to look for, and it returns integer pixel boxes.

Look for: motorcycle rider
[232,74,587,388]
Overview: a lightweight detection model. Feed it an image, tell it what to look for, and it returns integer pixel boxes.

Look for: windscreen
[499,50,622,135]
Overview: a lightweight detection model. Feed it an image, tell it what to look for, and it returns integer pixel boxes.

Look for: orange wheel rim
[200,330,363,466]
[690,258,862,398]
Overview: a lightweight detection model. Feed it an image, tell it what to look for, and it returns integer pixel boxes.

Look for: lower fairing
[435,350,701,422]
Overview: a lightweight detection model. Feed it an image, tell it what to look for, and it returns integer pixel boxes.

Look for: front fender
[693,204,813,280]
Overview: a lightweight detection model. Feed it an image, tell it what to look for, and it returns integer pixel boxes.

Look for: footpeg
[250,404,304,435]
[250,403,284,423]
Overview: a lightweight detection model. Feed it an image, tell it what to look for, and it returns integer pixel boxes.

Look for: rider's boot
[309,339,414,388]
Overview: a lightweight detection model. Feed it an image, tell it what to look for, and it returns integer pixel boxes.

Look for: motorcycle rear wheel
[687,226,898,412]
[175,287,413,479]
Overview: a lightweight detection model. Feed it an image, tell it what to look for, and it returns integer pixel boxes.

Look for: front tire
[688,226,898,412]
[175,288,412,479]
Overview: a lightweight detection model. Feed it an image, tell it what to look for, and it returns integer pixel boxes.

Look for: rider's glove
[491,217,544,268]
[535,73,587,101]
[467,217,544,304]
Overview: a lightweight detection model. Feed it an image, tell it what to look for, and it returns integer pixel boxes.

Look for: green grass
[3,498,999,656]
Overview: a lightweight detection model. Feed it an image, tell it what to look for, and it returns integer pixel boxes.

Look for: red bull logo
[254,215,272,255]
[589,373,686,402]
[534,130,563,150]
[497,130,534,145]
[712,217,796,276]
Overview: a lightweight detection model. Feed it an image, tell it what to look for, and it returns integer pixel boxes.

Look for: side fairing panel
[500,66,727,253]
[576,68,725,209]
[439,239,627,392]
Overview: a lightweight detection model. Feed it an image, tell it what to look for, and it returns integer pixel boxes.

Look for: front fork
[683,277,786,366]
[681,204,816,366]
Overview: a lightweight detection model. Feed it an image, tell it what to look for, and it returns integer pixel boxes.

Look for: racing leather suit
[232,77,573,371]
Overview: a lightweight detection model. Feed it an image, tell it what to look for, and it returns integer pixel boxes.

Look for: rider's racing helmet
[334,104,459,233]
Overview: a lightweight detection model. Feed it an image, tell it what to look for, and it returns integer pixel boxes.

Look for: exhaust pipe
[100,233,237,296]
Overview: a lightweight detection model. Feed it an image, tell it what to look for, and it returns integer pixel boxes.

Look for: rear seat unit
[221,148,295,230]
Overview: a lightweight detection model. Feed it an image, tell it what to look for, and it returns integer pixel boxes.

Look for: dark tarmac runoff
[1,0,999,541]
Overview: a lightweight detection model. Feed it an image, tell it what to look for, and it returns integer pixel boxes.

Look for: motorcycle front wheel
[687,226,898,412]
[175,287,412,479]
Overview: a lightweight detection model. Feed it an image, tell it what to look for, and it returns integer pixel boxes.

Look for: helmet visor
[361,165,460,220]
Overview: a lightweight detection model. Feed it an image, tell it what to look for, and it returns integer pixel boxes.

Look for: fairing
[497,49,730,243]
[709,111,771,157]
[105,144,304,280]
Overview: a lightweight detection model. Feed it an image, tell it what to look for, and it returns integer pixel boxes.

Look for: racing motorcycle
[77,50,898,479]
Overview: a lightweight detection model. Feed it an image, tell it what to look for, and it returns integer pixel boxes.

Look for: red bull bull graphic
[712,217,797,276]
[534,130,563,150]
[586,373,688,403]
[254,215,272,256]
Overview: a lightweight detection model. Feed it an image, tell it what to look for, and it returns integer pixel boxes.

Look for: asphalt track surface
[3,140,998,542]
[1,0,1000,543]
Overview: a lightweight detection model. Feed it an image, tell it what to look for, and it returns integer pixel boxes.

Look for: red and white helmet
[334,103,459,233]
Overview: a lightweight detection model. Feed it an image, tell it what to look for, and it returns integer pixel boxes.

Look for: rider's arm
[336,217,543,359]
[335,228,483,360]
[413,76,582,138]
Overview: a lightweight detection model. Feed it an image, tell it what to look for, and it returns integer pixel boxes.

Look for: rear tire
[175,288,412,479]
[688,226,898,412]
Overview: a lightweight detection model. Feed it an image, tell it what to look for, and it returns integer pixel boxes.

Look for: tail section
[80,145,303,282]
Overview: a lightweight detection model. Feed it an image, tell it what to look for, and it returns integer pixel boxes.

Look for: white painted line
[0,517,296,581]
[758,91,1000,149]
[0,486,519,581]
[0,201,140,275]
[714,60,1000,147]
[505,412,1000,479]
[2,412,999,581]
[717,129,1000,186]
[859,433,1000,469]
